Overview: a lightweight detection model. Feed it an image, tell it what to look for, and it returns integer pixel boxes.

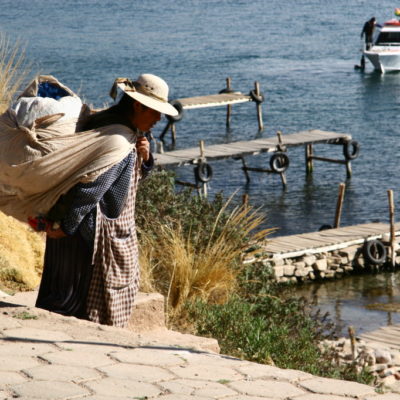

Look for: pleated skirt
[35,233,93,319]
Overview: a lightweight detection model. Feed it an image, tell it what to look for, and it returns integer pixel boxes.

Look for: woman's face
[130,101,161,132]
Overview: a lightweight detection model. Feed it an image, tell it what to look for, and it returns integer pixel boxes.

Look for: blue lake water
[1,0,400,334]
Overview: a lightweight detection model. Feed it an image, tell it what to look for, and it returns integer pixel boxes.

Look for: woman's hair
[79,94,136,131]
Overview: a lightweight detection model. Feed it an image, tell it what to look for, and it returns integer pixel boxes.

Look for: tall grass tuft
[139,199,271,320]
[0,33,28,113]
[0,33,42,292]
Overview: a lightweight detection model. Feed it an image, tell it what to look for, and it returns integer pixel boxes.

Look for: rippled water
[2,0,400,333]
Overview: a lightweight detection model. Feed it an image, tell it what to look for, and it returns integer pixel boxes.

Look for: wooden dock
[360,324,400,350]
[177,92,253,109]
[262,222,400,259]
[154,129,358,189]
[154,129,351,167]
[160,78,264,143]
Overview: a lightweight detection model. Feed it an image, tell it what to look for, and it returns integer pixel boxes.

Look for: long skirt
[35,232,93,319]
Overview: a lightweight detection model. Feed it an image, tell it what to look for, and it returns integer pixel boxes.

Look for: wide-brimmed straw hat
[110,74,178,117]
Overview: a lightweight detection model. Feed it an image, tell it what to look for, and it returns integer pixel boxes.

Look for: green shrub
[185,262,374,384]
[136,170,233,248]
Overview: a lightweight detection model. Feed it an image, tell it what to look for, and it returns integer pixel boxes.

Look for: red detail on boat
[384,19,400,26]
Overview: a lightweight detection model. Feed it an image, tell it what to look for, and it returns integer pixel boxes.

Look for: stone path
[1,291,400,400]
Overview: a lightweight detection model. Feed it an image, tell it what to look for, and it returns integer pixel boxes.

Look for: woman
[35,74,178,327]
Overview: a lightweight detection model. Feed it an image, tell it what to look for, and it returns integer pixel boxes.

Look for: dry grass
[0,34,40,292]
[0,212,45,292]
[0,33,28,114]
[139,202,271,321]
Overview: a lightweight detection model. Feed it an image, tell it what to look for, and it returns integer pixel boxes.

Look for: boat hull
[364,48,400,73]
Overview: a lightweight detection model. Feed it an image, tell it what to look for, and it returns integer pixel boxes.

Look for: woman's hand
[136,136,150,162]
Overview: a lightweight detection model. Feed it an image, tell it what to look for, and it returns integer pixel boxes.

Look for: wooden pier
[154,129,359,189]
[262,222,400,259]
[160,78,264,144]
[360,324,400,350]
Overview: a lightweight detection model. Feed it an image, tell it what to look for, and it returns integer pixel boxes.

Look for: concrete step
[0,289,219,354]
[1,290,166,331]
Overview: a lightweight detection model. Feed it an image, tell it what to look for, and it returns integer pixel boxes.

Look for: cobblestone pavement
[1,291,400,400]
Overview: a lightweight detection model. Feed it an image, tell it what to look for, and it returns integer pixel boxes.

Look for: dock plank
[155,129,352,167]
[263,222,400,258]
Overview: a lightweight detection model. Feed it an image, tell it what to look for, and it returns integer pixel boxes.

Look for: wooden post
[242,193,249,208]
[388,189,396,267]
[276,130,283,147]
[156,139,164,154]
[240,157,251,183]
[334,183,346,228]
[199,140,207,197]
[254,81,264,132]
[348,326,356,360]
[305,144,313,174]
[171,123,177,145]
[226,77,232,128]
[199,140,205,159]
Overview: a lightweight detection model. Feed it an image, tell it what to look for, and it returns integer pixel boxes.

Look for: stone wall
[254,236,400,284]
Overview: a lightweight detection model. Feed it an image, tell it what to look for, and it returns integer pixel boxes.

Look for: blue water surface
[1,0,400,333]
[1,1,398,237]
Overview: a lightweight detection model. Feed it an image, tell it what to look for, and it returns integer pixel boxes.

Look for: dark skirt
[35,232,93,319]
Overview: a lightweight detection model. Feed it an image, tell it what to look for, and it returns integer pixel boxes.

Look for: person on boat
[35,73,178,327]
[361,17,379,50]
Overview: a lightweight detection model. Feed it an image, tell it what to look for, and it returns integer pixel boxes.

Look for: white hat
[110,74,178,117]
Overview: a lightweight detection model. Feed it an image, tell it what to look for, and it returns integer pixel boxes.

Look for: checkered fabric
[85,154,141,327]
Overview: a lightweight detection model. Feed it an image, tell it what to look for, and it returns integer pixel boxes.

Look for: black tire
[194,162,213,183]
[343,140,360,160]
[249,89,265,104]
[219,88,235,94]
[363,240,387,265]
[319,224,333,231]
[166,100,184,123]
[269,152,290,173]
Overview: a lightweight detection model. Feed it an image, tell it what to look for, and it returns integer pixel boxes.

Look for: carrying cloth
[0,75,136,221]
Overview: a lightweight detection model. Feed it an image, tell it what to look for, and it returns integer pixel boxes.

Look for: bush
[185,262,374,384]
[136,170,270,316]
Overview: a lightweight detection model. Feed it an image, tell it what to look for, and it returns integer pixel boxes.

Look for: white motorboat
[364,14,400,73]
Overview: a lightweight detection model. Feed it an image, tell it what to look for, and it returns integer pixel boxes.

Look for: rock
[295,268,308,277]
[375,349,392,364]
[273,266,284,278]
[372,363,387,372]
[313,259,327,272]
[283,265,295,276]
[271,258,285,267]
[303,255,317,266]
[391,352,400,365]
[328,263,340,271]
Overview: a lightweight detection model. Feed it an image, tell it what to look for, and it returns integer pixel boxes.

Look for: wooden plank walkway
[262,222,400,259]
[154,129,352,167]
[177,92,253,109]
[360,325,400,350]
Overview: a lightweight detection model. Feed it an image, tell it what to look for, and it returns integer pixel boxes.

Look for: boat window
[375,31,400,45]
